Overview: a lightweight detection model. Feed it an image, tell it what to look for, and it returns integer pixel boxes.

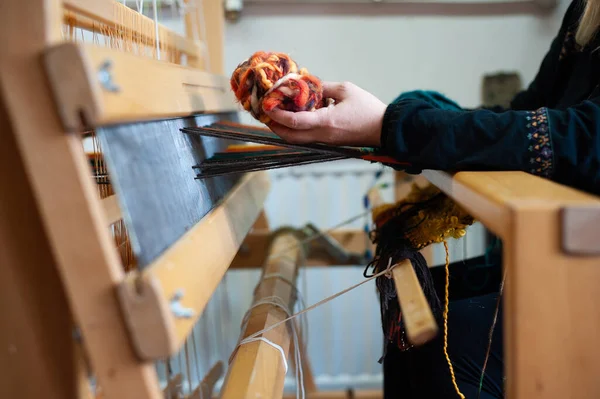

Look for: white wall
[225,1,570,113]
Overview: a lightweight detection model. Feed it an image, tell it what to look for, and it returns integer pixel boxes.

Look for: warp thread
[365,183,475,356]
[230,51,329,125]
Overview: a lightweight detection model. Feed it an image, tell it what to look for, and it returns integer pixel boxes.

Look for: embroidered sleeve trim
[526,107,554,178]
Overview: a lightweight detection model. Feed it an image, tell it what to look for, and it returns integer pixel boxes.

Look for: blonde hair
[576,0,600,46]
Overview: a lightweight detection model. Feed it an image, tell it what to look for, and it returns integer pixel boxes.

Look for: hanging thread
[477,270,506,399]
[442,241,466,399]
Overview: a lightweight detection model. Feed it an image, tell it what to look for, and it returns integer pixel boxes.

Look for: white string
[242,261,396,346]
[301,262,309,350]
[238,336,288,373]
[233,296,305,399]
[261,273,309,353]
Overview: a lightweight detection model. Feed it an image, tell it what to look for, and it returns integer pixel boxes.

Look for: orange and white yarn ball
[230,51,327,124]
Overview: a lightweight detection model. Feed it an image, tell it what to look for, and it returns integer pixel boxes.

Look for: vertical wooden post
[504,206,600,399]
[203,0,225,74]
[184,0,206,69]
[0,98,78,399]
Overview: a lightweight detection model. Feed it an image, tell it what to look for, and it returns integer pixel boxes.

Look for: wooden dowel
[219,232,302,399]
[367,188,438,346]
[391,259,439,345]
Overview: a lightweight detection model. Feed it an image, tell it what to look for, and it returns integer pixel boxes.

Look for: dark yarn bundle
[370,239,442,358]
[365,184,474,360]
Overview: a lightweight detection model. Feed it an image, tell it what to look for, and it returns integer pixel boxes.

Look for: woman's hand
[264,81,387,147]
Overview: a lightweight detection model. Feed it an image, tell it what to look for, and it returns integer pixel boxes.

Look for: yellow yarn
[371,183,474,250]
[443,240,465,399]
[371,183,472,398]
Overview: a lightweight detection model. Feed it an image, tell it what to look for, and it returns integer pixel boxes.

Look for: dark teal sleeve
[380,97,600,195]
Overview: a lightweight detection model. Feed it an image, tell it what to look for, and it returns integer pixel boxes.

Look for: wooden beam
[43,43,236,131]
[220,232,302,399]
[118,172,270,360]
[422,170,599,238]
[0,87,79,399]
[231,229,371,268]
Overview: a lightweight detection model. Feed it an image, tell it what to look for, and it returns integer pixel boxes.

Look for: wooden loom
[2,1,600,399]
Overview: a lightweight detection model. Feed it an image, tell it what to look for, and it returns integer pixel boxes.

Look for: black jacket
[381,0,600,195]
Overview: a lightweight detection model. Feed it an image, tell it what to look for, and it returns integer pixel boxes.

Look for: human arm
[266,82,600,196]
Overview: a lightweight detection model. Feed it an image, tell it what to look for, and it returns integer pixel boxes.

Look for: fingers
[265,106,329,130]
[268,121,325,144]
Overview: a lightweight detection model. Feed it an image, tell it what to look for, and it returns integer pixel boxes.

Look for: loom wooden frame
[422,170,600,398]
[0,0,267,398]
[3,0,600,397]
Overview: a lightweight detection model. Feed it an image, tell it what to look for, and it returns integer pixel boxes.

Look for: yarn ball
[230,51,327,124]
